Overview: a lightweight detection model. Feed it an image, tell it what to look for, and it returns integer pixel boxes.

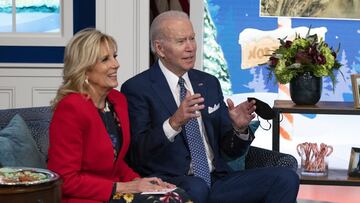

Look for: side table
[272,100,360,186]
[272,100,360,151]
[0,168,61,203]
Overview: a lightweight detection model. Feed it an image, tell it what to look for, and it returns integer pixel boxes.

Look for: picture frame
[260,0,360,20]
[351,74,360,108]
[348,147,360,177]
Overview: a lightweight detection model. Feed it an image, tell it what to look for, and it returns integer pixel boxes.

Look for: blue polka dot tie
[178,77,211,187]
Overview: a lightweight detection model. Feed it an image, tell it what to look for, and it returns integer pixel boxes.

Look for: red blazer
[48,90,139,203]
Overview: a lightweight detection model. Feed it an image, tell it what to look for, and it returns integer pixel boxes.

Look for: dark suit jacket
[48,90,139,203]
[121,61,253,178]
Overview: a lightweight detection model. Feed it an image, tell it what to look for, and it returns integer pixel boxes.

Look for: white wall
[0,64,63,108]
[190,0,204,70]
[96,0,150,86]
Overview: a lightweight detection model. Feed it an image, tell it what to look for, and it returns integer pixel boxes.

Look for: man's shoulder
[121,68,153,93]
[190,68,219,82]
[192,68,212,75]
[126,68,152,83]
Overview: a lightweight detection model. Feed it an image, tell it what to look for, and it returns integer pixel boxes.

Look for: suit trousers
[162,167,299,203]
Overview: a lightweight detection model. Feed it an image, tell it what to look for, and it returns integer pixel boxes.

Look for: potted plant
[266,29,342,105]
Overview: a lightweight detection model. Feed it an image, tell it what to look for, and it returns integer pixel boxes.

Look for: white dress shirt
[159,60,215,173]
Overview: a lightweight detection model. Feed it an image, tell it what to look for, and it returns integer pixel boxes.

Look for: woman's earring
[85,78,89,85]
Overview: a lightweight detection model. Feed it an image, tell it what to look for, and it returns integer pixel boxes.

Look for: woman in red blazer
[47,28,190,203]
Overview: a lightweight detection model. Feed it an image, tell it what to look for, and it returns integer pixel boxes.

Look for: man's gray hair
[149,10,189,53]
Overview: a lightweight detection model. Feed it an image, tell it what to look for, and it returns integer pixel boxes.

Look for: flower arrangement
[266,29,342,88]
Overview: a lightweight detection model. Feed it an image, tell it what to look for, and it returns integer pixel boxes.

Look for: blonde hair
[149,10,189,54]
[51,28,117,109]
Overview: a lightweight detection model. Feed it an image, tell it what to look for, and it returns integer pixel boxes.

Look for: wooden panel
[32,88,58,107]
[0,88,15,109]
[299,169,360,186]
[0,68,62,108]
[273,100,360,115]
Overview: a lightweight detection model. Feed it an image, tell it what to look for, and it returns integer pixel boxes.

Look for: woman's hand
[116,177,176,194]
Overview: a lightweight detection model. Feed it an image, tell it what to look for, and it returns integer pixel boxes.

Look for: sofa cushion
[0,114,46,168]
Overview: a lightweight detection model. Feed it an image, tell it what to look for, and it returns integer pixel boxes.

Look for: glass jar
[297,142,333,177]
[300,156,328,176]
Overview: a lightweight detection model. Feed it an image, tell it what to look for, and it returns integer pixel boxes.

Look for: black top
[97,100,122,161]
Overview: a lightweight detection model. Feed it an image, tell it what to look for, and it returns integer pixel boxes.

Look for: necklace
[103,100,110,112]
[98,100,110,112]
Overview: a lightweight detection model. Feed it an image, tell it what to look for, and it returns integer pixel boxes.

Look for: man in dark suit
[121,10,299,203]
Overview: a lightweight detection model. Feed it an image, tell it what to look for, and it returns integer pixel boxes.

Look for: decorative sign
[238,27,327,69]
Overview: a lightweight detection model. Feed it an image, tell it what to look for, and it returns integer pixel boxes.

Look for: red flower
[295,51,311,64]
[160,191,183,203]
[268,56,278,67]
[313,54,326,65]
[284,40,292,48]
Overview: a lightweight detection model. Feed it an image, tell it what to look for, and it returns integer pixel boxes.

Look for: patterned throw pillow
[0,114,46,168]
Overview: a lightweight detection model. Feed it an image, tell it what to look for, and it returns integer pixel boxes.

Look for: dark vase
[290,72,322,105]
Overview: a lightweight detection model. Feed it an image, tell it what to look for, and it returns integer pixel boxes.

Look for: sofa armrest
[245,146,298,171]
